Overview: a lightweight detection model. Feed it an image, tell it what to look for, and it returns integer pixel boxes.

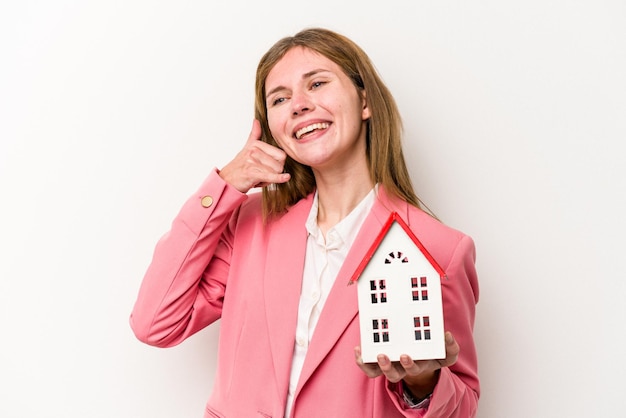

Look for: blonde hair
[255,28,420,218]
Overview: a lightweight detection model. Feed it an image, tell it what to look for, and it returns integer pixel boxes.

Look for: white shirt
[284,188,376,417]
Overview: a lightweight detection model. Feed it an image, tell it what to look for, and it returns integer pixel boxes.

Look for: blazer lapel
[295,187,408,390]
[263,194,313,396]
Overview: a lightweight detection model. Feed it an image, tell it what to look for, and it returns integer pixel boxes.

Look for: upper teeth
[295,123,329,139]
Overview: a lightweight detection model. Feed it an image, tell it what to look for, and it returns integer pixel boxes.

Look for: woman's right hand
[218,119,291,193]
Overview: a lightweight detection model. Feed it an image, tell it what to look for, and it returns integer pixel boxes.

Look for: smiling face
[264,47,371,173]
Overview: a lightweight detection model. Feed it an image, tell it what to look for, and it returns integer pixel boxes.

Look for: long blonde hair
[255,28,420,219]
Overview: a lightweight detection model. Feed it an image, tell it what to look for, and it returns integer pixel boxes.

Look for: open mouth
[295,122,330,140]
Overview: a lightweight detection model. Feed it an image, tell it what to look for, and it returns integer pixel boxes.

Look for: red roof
[347,212,445,285]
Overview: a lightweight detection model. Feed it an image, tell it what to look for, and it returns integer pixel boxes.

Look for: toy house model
[349,212,446,363]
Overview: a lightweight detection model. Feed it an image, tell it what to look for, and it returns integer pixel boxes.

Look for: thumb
[245,119,263,145]
[440,332,460,368]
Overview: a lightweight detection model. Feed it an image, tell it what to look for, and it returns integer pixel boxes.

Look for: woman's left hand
[354,331,460,398]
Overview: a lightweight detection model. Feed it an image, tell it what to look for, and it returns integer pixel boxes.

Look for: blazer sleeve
[129,169,248,347]
[385,233,480,417]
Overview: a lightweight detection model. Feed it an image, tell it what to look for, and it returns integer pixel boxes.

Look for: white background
[1,1,624,417]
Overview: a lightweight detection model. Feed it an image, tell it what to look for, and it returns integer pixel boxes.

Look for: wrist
[403,369,440,400]
[401,380,433,409]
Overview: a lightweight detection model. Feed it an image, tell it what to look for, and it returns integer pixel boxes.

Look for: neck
[314,171,374,234]
[311,137,373,234]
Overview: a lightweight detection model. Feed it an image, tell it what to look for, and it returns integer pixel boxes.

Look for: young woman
[131,27,480,417]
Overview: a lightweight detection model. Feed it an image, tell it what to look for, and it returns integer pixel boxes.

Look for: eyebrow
[265,69,331,99]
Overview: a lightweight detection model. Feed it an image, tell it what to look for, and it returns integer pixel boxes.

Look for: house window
[410,276,429,302]
[370,279,388,304]
[372,318,389,330]
[413,315,431,341]
[385,251,409,264]
[372,318,390,344]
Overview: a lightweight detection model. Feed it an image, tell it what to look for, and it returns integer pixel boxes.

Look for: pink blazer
[130,170,480,417]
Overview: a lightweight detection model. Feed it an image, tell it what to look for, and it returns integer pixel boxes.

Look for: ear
[361,90,371,121]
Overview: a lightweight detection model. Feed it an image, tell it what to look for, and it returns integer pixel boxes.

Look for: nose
[291,91,313,116]
[293,106,309,116]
